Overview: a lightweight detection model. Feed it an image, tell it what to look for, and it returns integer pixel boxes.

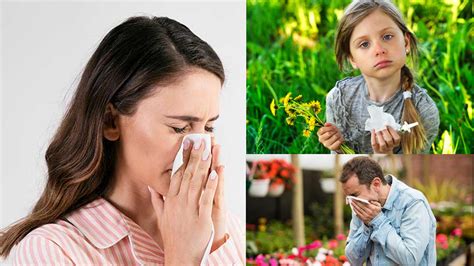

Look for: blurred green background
[246,0,473,154]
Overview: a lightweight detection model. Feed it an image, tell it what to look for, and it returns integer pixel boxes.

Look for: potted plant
[248,160,271,197]
[266,159,296,197]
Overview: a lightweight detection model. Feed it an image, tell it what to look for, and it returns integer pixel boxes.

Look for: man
[340,156,436,265]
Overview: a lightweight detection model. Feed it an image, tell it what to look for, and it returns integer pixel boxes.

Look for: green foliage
[246,0,474,154]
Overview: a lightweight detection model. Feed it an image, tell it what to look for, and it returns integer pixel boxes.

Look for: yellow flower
[283,92,292,107]
[308,116,316,131]
[286,116,295,126]
[303,129,311,137]
[294,95,303,101]
[309,100,321,114]
[285,105,295,115]
[270,99,278,116]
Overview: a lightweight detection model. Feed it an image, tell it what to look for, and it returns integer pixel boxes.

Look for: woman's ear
[348,55,358,69]
[103,103,120,141]
[404,33,411,54]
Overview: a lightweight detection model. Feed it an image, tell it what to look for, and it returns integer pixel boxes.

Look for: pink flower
[436,234,448,244]
[328,239,338,249]
[336,233,346,241]
[451,228,462,237]
[279,258,299,266]
[307,240,322,250]
[255,254,267,266]
[297,246,307,255]
[269,258,278,266]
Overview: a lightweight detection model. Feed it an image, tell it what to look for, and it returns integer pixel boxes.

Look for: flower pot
[268,183,285,197]
[248,179,270,197]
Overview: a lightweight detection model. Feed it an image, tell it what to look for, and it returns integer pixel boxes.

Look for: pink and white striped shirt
[12,197,244,265]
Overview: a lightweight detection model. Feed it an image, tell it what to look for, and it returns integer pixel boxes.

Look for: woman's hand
[317,122,344,152]
[371,126,401,154]
[149,139,218,265]
[209,138,227,251]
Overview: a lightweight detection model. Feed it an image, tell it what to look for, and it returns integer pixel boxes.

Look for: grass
[246,0,473,154]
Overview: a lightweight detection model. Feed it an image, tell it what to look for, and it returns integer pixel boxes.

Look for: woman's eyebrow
[165,114,220,122]
[352,35,368,46]
[351,26,397,46]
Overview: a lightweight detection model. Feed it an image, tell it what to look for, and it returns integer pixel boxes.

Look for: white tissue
[171,133,212,176]
[346,196,369,212]
[365,105,401,132]
[364,105,420,133]
[170,133,214,266]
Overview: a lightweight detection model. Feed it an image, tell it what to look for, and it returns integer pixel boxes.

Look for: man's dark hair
[340,156,386,187]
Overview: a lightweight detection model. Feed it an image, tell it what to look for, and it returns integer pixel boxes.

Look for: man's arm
[345,212,373,265]
[369,200,431,265]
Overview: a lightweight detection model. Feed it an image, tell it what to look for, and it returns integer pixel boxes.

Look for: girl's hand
[371,126,401,154]
[209,138,227,251]
[149,139,218,265]
[317,122,344,151]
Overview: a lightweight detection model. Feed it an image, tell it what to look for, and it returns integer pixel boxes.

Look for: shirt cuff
[369,211,386,230]
[362,223,372,236]
[208,234,242,265]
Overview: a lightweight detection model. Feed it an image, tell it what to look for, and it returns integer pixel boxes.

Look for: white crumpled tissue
[345,196,370,212]
[171,133,212,176]
[170,133,214,266]
[364,105,419,133]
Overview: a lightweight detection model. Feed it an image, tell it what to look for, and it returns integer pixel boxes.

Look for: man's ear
[371,177,383,191]
[103,103,120,141]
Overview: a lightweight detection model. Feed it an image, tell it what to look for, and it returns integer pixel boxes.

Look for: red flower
[328,239,338,249]
[336,234,346,241]
[436,234,448,244]
[281,169,289,178]
[339,255,348,262]
[441,241,449,250]
[451,228,462,237]
[325,255,339,266]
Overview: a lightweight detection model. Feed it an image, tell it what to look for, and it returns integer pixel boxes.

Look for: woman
[0,16,243,264]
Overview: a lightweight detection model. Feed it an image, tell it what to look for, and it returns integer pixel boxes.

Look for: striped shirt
[12,197,244,265]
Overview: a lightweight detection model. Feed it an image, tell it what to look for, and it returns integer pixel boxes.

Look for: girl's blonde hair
[335,0,427,154]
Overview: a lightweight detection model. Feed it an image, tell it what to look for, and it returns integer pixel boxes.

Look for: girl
[317,0,439,154]
[0,16,243,264]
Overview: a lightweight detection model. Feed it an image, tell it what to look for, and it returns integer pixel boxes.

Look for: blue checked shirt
[345,175,436,266]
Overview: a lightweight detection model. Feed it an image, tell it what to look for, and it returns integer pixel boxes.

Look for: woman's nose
[191,127,208,134]
[373,40,387,56]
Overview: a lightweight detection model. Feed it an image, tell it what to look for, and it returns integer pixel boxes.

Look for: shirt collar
[65,197,129,249]
[382,174,399,211]
[65,197,163,264]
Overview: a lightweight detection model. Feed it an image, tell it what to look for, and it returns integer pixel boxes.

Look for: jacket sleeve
[369,200,431,265]
[345,212,373,265]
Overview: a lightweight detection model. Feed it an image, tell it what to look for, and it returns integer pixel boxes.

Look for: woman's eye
[172,126,188,134]
[359,41,369,48]
[383,34,393,41]
[205,126,214,133]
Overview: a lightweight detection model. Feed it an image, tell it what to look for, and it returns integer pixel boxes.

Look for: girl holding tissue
[317,0,439,154]
[1,16,243,264]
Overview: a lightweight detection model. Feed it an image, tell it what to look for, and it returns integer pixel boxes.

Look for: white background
[0,0,246,256]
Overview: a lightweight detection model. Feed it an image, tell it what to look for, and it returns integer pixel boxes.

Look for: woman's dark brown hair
[0,16,224,258]
[335,0,427,154]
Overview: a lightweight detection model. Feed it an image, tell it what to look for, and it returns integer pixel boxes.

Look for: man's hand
[351,200,382,226]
